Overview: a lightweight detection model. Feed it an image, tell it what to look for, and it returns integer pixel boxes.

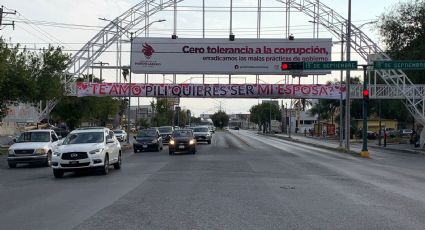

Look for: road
[1,130,425,229]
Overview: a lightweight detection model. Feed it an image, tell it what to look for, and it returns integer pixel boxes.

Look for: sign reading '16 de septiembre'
[131,37,332,75]
[374,60,425,70]
[304,61,358,70]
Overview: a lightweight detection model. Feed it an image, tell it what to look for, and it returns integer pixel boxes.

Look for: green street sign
[303,61,358,70]
[373,60,425,70]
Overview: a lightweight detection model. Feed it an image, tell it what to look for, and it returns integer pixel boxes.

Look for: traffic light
[281,62,304,71]
[362,89,369,102]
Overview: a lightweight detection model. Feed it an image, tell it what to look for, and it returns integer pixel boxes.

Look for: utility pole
[93,62,109,82]
[0,6,16,30]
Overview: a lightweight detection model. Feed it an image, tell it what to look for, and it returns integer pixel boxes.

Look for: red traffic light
[362,89,369,97]
[281,62,304,71]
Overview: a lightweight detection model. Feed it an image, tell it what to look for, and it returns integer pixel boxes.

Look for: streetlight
[99,17,166,143]
[345,0,352,151]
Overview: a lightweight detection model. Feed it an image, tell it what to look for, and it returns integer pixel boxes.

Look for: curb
[256,132,362,157]
[228,130,252,147]
[259,132,425,156]
[368,145,425,155]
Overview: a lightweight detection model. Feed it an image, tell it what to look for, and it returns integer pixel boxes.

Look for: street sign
[373,60,425,70]
[303,61,358,70]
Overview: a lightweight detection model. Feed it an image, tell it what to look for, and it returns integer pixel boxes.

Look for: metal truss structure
[279,0,425,124]
[38,0,425,126]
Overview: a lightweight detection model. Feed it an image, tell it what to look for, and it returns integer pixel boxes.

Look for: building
[354,119,398,133]
[129,105,153,125]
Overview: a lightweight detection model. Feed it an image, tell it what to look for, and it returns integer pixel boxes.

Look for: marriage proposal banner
[75,82,346,99]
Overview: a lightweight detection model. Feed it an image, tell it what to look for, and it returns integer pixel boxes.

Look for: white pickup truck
[7,129,61,168]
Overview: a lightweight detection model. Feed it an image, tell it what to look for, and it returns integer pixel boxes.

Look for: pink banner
[75,82,346,99]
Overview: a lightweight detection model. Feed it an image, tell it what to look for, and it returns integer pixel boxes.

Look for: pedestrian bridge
[351,84,425,99]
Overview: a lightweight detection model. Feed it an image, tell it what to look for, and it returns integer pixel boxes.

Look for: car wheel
[45,151,52,167]
[113,153,122,170]
[8,162,16,168]
[169,151,174,155]
[207,140,211,144]
[53,169,64,178]
[192,150,196,154]
[133,148,138,153]
[101,155,109,175]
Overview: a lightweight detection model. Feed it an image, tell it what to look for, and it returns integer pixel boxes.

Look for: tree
[211,111,229,128]
[0,40,70,119]
[250,103,280,133]
[151,99,173,126]
[376,0,425,126]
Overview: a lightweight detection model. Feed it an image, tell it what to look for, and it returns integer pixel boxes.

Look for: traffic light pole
[360,65,370,158]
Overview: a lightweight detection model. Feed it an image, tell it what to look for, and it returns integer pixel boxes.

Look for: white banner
[131,38,332,75]
[76,83,345,99]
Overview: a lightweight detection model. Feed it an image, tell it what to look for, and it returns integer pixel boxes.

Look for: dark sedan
[169,129,197,155]
[133,129,163,152]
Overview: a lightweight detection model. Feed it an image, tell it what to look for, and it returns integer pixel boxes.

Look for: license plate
[69,161,79,165]
[179,145,185,149]
[142,145,148,148]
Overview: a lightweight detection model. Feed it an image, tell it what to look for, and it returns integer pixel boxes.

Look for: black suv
[133,129,163,152]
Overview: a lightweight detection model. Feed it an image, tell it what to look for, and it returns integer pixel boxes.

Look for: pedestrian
[384,130,387,147]
[322,129,327,140]
[304,128,307,136]
[410,129,416,145]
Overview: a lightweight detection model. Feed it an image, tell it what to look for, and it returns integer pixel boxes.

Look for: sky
[0,0,404,116]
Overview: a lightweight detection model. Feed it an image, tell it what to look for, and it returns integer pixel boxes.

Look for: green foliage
[249,103,280,132]
[0,40,70,118]
[51,96,120,130]
[137,118,150,129]
[375,1,425,125]
[377,0,425,84]
[190,116,201,125]
[211,111,229,128]
[151,99,173,126]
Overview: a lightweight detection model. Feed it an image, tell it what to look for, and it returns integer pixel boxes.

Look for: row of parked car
[6,125,215,178]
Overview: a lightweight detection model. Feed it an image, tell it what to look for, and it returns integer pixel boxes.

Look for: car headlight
[8,149,15,155]
[53,152,61,157]
[89,148,104,155]
[189,139,195,145]
[169,140,175,145]
[151,139,158,144]
[35,148,48,155]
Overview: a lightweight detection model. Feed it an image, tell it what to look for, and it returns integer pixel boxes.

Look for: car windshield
[17,132,50,143]
[158,127,172,133]
[172,130,193,137]
[194,127,209,132]
[138,130,157,137]
[114,130,123,134]
[62,132,104,144]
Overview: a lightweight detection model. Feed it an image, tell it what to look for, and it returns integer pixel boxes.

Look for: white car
[51,127,121,178]
[7,130,61,168]
[193,126,212,144]
[113,129,127,142]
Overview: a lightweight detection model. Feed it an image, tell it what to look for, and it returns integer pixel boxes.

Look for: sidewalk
[263,132,425,155]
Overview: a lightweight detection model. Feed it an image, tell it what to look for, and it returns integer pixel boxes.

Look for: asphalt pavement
[1,131,425,229]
